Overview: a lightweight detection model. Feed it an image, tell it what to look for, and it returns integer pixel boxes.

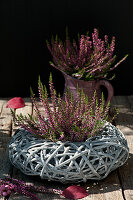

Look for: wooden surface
[0,96,133,200]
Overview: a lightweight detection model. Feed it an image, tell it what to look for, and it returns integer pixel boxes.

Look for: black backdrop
[0,0,133,97]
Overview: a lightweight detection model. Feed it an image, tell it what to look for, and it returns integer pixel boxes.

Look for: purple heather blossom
[0,177,65,199]
[47,28,127,80]
[11,75,113,142]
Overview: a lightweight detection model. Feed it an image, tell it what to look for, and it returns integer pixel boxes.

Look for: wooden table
[0,96,133,200]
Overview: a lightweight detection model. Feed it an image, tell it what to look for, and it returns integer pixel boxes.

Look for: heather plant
[47,28,128,80]
[0,177,89,199]
[12,74,111,142]
[0,177,63,199]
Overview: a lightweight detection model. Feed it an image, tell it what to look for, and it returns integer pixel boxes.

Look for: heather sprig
[47,28,128,80]
[0,177,63,199]
[12,74,111,142]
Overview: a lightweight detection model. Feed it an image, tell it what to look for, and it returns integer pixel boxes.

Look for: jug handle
[95,80,114,105]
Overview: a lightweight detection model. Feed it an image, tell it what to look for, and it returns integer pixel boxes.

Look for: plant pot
[62,72,114,105]
[8,122,129,183]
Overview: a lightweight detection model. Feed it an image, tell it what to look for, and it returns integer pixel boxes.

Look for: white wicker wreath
[9,122,129,183]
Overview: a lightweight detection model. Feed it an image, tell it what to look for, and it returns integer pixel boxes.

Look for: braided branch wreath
[9,122,129,183]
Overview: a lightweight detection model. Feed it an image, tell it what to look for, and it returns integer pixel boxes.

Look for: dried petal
[62,185,89,199]
[6,97,25,109]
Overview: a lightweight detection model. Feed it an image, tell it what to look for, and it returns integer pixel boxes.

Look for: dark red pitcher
[63,72,114,105]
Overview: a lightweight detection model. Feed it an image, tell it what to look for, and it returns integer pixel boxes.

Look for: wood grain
[82,170,123,200]
[0,99,13,200]
[0,98,12,136]
[112,96,133,200]
[0,99,6,115]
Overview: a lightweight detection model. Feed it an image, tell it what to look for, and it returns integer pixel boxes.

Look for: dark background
[0,0,132,97]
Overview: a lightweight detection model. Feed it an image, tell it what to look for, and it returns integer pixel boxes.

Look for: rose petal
[62,185,89,199]
[6,97,25,109]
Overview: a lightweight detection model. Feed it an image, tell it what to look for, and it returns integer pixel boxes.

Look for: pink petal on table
[6,97,25,109]
[62,185,89,199]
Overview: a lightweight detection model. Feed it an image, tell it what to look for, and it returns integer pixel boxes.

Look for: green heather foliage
[12,74,111,142]
[47,28,128,80]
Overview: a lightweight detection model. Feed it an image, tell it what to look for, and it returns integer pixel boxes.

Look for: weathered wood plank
[112,96,133,200]
[9,194,30,200]
[83,171,123,200]
[0,98,13,177]
[0,99,6,115]
[12,98,32,136]
[0,99,13,200]
[0,136,12,178]
[0,98,12,136]
[128,95,133,112]
[111,96,133,128]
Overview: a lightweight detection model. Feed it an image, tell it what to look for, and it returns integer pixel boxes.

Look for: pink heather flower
[2,192,8,197]
[11,75,112,142]
[0,185,5,191]
[47,28,127,80]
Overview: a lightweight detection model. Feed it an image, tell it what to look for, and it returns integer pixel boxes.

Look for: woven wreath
[9,122,129,183]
